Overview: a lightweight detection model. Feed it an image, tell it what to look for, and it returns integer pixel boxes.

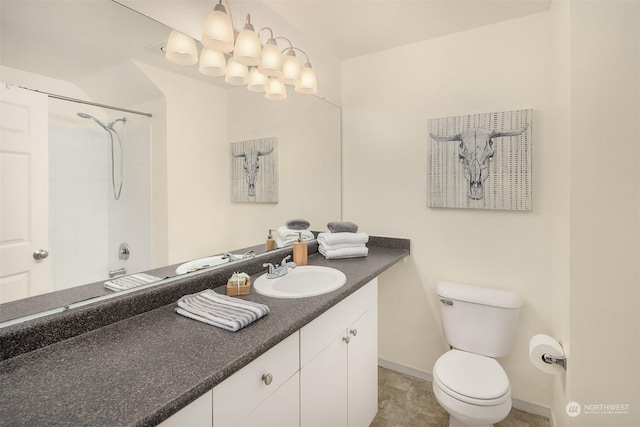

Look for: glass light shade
[247,68,268,92]
[295,62,317,94]
[258,41,283,77]
[199,48,226,76]
[225,57,249,85]
[265,77,287,100]
[233,17,262,66]
[281,52,301,85]
[201,4,235,53]
[165,30,198,66]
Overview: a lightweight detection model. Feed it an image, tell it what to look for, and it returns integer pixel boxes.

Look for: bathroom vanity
[0,237,408,426]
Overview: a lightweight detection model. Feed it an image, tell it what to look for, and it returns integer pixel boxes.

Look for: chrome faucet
[263,256,297,279]
[223,250,256,261]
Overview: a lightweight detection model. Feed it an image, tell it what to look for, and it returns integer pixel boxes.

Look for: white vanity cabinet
[158,390,213,427]
[299,279,378,427]
[159,278,378,427]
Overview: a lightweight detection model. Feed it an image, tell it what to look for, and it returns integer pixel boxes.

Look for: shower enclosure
[48,103,152,291]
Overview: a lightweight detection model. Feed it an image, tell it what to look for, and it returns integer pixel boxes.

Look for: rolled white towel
[318,232,369,247]
[320,242,367,251]
[319,245,369,260]
[276,226,314,248]
[176,289,269,332]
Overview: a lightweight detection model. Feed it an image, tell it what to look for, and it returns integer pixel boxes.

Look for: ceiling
[261,0,551,60]
[0,0,551,86]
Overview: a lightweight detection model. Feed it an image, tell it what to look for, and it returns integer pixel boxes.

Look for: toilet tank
[437,281,523,358]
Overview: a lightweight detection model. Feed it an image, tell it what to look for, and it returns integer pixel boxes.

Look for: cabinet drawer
[213,332,299,427]
[300,279,377,367]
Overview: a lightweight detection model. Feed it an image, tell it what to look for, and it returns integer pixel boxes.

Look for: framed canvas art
[427,109,533,210]
[231,137,278,203]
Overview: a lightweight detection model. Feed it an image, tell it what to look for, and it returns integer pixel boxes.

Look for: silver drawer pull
[440,298,453,306]
[350,329,358,337]
[262,373,273,385]
[343,336,350,344]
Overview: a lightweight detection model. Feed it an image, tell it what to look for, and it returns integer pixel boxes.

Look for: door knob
[350,329,358,337]
[33,249,49,260]
[343,336,351,344]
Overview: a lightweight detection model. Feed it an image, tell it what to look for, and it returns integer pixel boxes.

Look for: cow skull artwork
[233,147,274,197]
[430,124,528,201]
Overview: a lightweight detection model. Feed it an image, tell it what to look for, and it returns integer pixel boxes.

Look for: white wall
[566,1,639,426]
[135,62,230,264]
[342,1,640,425]
[342,7,569,411]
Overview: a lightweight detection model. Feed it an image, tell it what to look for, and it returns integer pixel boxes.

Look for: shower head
[77,112,109,131]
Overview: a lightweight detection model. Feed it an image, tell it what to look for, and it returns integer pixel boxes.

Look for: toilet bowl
[432,282,522,427]
[433,350,512,427]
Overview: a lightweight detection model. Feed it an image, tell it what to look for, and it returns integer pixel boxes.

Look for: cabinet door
[158,390,213,427]
[239,372,299,427]
[300,331,348,427]
[214,332,299,427]
[347,304,378,427]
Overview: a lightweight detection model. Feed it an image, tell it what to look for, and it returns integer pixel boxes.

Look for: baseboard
[378,358,552,422]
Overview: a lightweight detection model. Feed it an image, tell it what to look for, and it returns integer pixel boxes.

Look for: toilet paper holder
[542,353,567,370]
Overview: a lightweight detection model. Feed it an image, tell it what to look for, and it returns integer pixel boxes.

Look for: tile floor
[372,366,551,427]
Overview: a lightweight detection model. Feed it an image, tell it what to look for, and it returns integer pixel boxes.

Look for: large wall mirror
[0,0,342,324]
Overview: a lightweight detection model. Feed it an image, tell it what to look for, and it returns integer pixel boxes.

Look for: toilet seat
[433,350,510,406]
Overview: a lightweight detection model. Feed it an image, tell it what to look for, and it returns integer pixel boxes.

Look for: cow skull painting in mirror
[231,137,278,203]
[427,109,532,210]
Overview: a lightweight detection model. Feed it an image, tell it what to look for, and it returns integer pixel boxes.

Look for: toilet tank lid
[437,281,523,308]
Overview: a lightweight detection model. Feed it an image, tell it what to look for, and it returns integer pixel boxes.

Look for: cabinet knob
[343,336,350,344]
[350,328,358,337]
[262,373,273,385]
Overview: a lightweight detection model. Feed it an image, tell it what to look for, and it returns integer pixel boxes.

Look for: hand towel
[327,221,359,233]
[276,226,315,248]
[286,218,310,230]
[319,245,369,260]
[176,289,269,332]
[318,232,369,247]
[104,273,163,292]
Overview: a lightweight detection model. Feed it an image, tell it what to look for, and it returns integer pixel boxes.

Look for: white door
[0,84,50,303]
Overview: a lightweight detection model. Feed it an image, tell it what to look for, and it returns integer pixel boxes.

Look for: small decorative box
[226,272,251,296]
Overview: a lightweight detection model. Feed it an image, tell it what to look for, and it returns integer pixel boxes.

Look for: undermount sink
[253,265,347,298]
[175,256,229,275]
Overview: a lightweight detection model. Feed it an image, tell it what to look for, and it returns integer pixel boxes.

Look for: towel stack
[176,289,269,332]
[104,273,163,292]
[276,219,314,248]
[318,221,369,260]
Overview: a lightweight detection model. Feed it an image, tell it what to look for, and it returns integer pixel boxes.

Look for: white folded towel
[176,289,269,332]
[104,273,163,292]
[318,232,369,247]
[319,245,369,260]
[276,226,314,248]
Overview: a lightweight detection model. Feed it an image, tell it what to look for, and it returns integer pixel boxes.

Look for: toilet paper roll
[529,334,565,374]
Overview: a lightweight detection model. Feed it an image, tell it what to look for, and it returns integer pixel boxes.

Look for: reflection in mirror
[0,0,341,325]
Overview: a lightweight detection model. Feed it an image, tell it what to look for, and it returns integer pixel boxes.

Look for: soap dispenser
[266,229,276,252]
[293,232,308,266]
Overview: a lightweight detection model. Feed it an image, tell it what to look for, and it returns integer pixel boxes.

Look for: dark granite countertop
[0,240,409,427]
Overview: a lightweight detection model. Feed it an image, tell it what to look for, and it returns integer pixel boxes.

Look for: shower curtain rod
[12,84,153,117]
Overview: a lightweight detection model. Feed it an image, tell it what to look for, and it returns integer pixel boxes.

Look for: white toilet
[432,281,523,427]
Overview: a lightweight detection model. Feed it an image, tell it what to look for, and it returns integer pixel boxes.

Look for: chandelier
[164,0,318,100]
